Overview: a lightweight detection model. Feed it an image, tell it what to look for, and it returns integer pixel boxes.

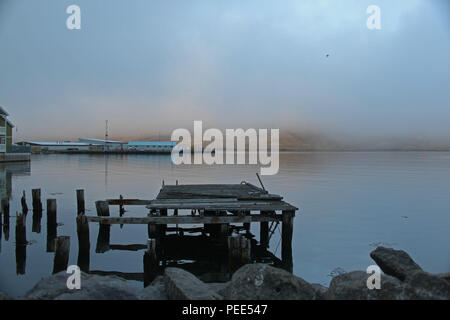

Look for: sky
[0,0,449,142]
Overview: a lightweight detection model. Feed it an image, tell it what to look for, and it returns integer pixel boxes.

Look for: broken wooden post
[95,201,110,253]
[53,236,70,274]
[281,210,294,273]
[76,189,85,215]
[260,211,270,249]
[228,235,251,273]
[32,188,42,212]
[95,200,110,217]
[143,239,158,287]
[15,213,27,275]
[76,214,90,272]
[21,191,28,214]
[46,199,57,252]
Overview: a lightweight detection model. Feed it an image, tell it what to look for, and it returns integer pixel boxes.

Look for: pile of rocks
[1,246,449,300]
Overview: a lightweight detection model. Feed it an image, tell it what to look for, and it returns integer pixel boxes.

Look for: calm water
[1,152,449,297]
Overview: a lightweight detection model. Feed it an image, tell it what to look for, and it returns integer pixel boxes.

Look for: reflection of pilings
[53,236,70,274]
[15,214,27,275]
[2,199,9,241]
[76,215,90,272]
[96,225,110,253]
[32,208,42,234]
[21,191,28,215]
[46,199,57,252]
[143,239,159,287]
[95,201,110,253]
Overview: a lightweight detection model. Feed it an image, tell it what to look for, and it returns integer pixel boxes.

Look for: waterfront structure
[0,106,30,162]
[0,106,14,154]
[127,141,177,152]
[78,138,126,152]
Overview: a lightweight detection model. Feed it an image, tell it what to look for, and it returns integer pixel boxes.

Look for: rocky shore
[1,247,449,300]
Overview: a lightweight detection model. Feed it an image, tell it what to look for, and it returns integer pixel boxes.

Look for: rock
[370,246,422,281]
[23,271,140,300]
[224,264,323,300]
[437,273,450,284]
[138,276,168,300]
[207,282,229,297]
[327,271,405,300]
[403,271,450,300]
[163,268,222,300]
[0,291,12,300]
[311,283,328,295]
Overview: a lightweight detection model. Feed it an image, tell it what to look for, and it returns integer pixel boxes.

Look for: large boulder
[223,264,324,300]
[403,271,450,300]
[163,268,222,300]
[138,276,168,300]
[370,247,422,281]
[23,271,141,300]
[327,271,405,300]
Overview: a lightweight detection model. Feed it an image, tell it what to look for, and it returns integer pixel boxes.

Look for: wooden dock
[84,182,298,278]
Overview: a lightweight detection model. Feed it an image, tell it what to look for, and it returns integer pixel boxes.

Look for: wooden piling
[228,235,251,273]
[143,239,159,287]
[76,214,90,272]
[95,200,110,217]
[95,200,111,253]
[21,191,28,214]
[76,189,85,215]
[53,236,70,274]
[15,214,27,275]
[281,210,294,273]
[32,189,42,212]
[260,211,270,249]
[46,199,57,252]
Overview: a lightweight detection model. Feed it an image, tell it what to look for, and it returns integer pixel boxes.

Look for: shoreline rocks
[7,246,450,300]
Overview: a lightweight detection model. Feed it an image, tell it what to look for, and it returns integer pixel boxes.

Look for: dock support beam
[143,239,159,287]
[260,211,270,249]
[281,210,294,273]
[228,235,251,273]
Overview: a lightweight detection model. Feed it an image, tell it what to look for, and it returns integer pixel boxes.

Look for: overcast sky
[0,0,449,141]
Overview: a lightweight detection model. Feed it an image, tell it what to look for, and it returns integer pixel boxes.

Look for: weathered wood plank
[86,214,283,225]
[146,200,297,211]
[106,199,152,206]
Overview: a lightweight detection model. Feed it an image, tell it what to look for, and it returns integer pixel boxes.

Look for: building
[22,141,93,153]
[127,141,177,153]
[0,106,14,153]
[78,138,127,152]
